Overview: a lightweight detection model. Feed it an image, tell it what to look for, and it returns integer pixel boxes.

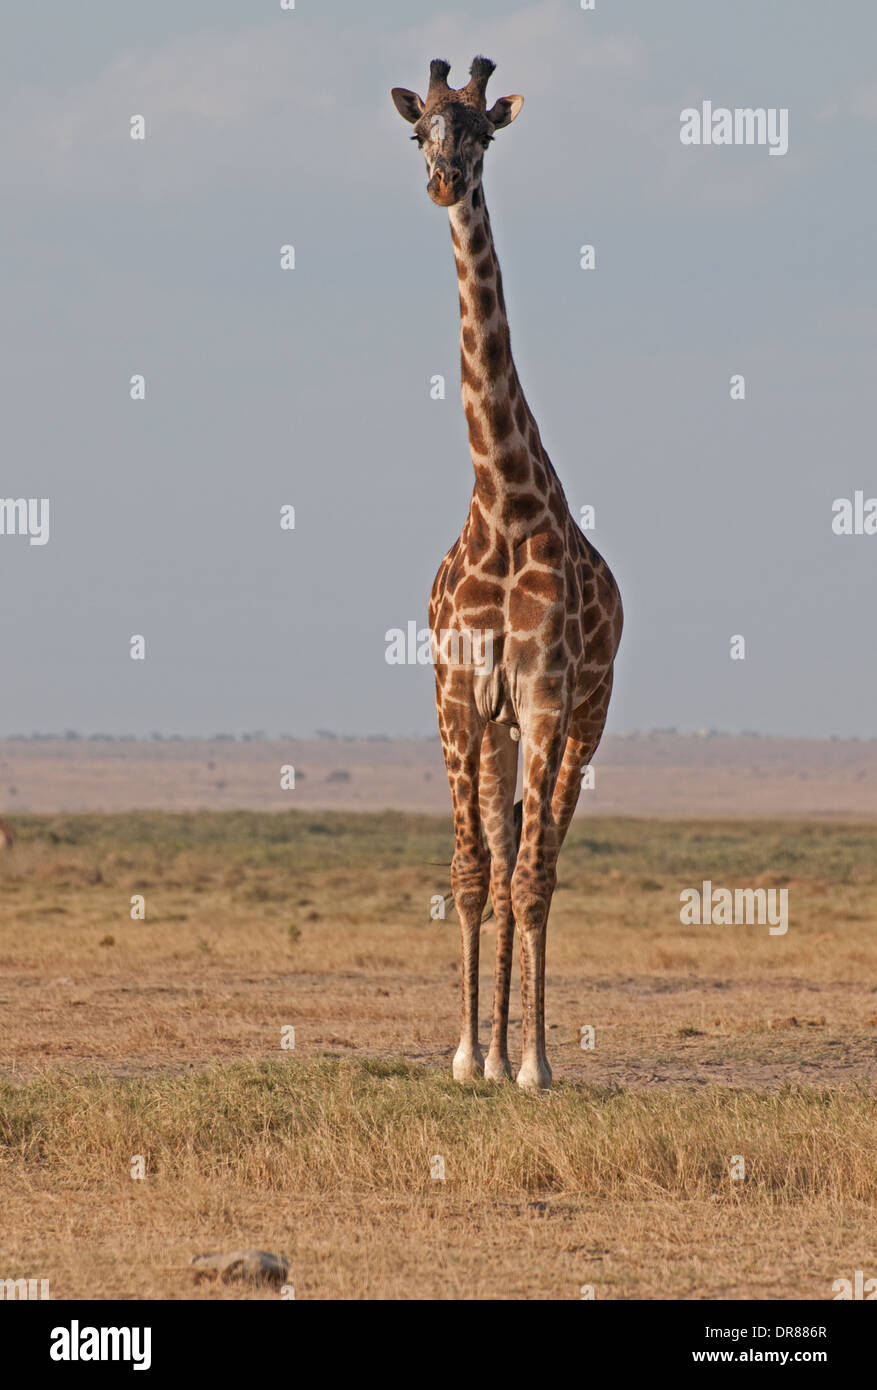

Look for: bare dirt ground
[2,732,877,816]
[4,963,877,1093]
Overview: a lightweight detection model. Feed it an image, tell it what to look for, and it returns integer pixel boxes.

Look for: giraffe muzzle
[427,166,464,207]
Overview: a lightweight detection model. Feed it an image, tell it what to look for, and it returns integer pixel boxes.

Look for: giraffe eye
[481,135,494,149]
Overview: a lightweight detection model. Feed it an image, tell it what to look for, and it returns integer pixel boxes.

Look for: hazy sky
[2,0,875,738]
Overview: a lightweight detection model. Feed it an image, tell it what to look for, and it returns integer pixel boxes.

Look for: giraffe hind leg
[550,673,614,854]
[479,796,522,925]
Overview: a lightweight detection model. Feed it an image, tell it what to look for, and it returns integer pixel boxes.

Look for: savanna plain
[1,804,876,1300]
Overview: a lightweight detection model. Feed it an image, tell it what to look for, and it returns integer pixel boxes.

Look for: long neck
[448,186,562,534]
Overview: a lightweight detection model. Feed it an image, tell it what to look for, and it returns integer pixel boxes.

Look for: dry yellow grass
[2,1060,876,1300]
[5,1059,877,1201]
[1,812,876,1298]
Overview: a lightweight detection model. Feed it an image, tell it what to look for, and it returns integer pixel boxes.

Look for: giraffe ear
[391,87,425,124]
[486,94,524,129]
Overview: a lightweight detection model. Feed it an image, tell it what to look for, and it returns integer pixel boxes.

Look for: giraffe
[392,57,623,1090]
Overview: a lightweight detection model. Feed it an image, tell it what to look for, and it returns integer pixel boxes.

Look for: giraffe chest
[433,528,571,637]
[430,523,621,718]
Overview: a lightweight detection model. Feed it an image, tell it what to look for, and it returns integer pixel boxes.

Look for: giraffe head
[391,57,524,207]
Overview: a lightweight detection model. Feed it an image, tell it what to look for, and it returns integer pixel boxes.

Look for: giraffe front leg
[512,719,568,1091]
[451,846,488,1083]
[478,722,519,1082]
[444,717,490,1083]
[484,873,515,1081]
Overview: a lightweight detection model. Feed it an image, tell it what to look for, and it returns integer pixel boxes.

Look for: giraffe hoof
[484,1055,513,1082]
[452,1047,485,1082]
[516,1059,552,1092]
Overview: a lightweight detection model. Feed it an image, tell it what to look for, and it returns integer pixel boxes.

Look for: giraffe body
[392,58,622,1088]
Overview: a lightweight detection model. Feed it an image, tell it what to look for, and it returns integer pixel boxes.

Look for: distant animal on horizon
[0,819,14,849]
[391,56,623,1090]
